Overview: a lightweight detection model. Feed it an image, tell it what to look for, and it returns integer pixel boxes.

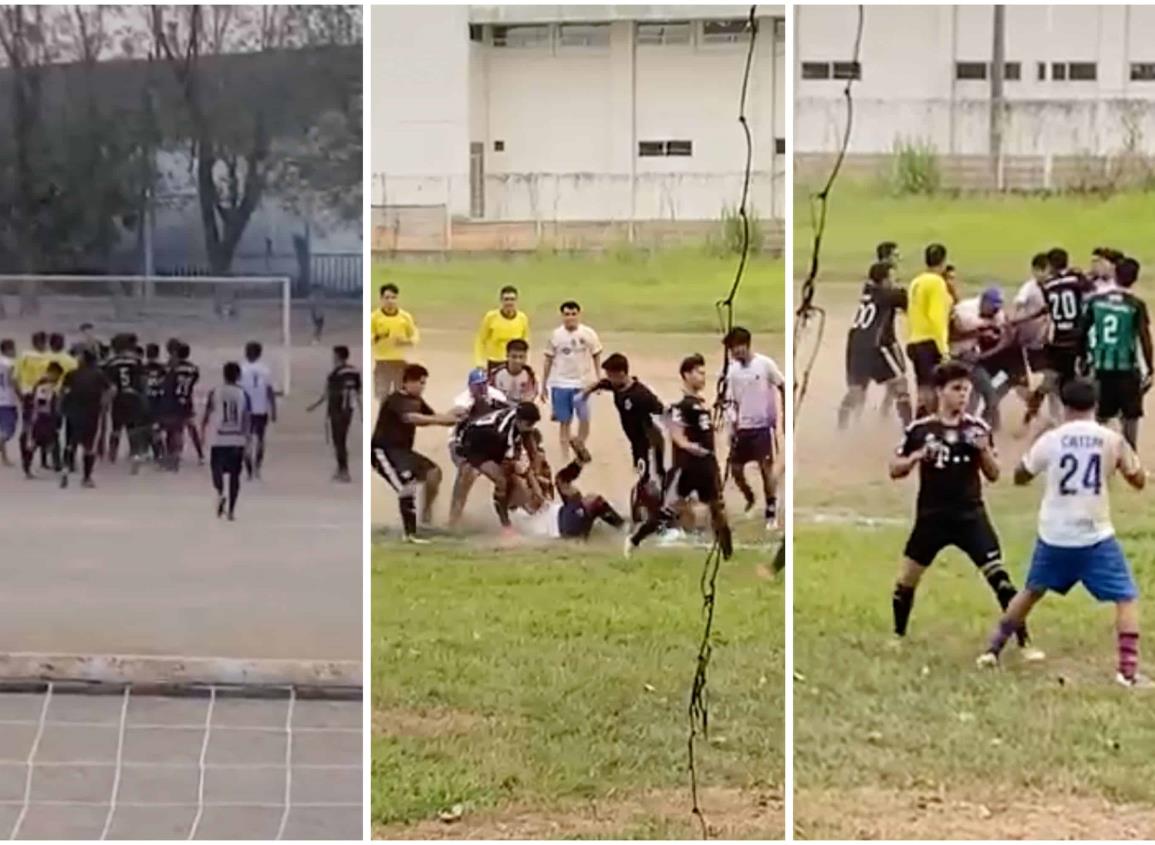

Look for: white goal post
[0,274,293,396]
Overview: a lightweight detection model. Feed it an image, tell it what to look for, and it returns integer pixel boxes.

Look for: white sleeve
[1021,431,1053,476]
[544,331,556,359]
[765,357,785,387]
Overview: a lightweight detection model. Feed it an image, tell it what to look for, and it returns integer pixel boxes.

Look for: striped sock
[1118,631,1140,681]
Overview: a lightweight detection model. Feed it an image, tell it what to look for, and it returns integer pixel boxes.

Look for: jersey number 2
[1058,452,1102,495]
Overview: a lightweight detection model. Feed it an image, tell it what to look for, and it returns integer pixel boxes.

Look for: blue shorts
[0,406,16,440]
[550,387,589,424]
[1026,536,1139,602]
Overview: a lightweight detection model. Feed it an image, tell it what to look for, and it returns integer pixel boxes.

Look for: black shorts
[1042,345,1080,383]
[730,427,775,464]
[979,346,1028,387]
[906,340,942,387]
[846,343,904,388]
[251,414,269,438]
[665,459,721,506]
[111,393,145,430]
[31,417,59,447]
[1096,370,1144,420]
[1025,347,1049,374]
[372,444,437,490]
[903,508,1001,569]
[460,429,506,469]
[66,413,101,451]
[210,445,245,475]
[630,440,665,488]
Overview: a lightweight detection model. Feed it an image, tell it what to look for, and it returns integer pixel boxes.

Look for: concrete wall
[796,4,1155,157]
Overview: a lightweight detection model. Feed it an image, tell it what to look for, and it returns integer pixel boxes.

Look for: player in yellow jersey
[47,333,78,377]
[370,283,419,398]
[474,286,531,373]
[906,243,953,415]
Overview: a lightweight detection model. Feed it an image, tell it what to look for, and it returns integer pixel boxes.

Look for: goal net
[0,275,293,395]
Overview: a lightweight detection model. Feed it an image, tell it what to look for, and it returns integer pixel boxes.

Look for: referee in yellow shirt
[474,285,531,373]
[370,283,419,398]
[906,243,953,415]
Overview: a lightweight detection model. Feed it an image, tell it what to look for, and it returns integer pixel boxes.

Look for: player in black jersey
[458,402,543,529]
[142,343,168,462]
[372,364,458,542]
[161,343,202,470]
[1025,248,1095,424]
[22,363,63,480]
[626,354,733,559]
[308,345,361,482]
[103,334,148,470]
[60,350,111,488]
[839,261,912,429]
[889,361,1035,651]
[447,369,511,527]
[581,353,667,524]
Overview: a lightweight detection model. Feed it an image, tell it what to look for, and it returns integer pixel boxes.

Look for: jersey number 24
[1058,451,1102,495]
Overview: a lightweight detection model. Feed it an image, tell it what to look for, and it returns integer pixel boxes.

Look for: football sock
[399,494,418,536]
[83,454,95,482]
[892,583,915,637]
[1118,630,1140,681]
[1123,418,1139,451]
[227,472,241,517]
[984,565,1029,646]
[986,616,1019,656]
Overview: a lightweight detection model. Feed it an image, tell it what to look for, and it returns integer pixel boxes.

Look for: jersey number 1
[1058,452,1101,495]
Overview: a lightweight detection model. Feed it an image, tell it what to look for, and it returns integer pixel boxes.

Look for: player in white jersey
[0,339,18,465]
[201,362,252,521]
[541,301,601,464]
[978,378,1149,687]
[240,341,276,479]
[723,327,786,529]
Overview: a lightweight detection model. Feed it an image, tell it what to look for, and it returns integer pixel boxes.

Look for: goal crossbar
[0,274,293,395]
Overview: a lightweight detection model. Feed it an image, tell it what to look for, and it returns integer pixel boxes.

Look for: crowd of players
[838,242,1152,686]
[0,324,362,521]
[370,283,785,555]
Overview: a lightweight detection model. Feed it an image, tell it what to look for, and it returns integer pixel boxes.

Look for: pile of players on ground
[840,243,1152,687]
[371,285,785,556]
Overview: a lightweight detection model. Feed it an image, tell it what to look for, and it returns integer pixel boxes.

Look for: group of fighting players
[837,241,1152,686]
[371,285,785,556]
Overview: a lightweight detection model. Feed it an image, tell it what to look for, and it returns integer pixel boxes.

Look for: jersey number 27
[1058,451,1102,495]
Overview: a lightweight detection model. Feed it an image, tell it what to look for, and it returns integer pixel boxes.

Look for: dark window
[1069,62,1097,81]
[1037,61,1047,81]
[636,20,691,45]
[469,24,483,43]
[775,137,786,155]
[494,140,505,152]
[832,61,861,80]
[955,62,987,81]
[638,141,665,157]
[1004,62,1021,81]
[666,140,693,156]
[1131,63,1155,81]
[559,23,610,48]
[1051,62,1067,81]
[492,24,550,48]
[801,61,831,80]
[702,18,752,44]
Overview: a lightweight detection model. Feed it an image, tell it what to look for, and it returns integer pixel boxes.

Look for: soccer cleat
[227,513,236,522]
[742,495,756,516]
[572,442,592,465]
[216,496,227,519]
[1115,672,1155,689]
[81,478,95,489]
[402,534,431,545]
[59,474,68,489]
[1021,647,1047,663]
[976,652,999,669]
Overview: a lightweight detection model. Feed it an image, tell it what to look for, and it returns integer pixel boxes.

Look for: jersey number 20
[1058,451,1102,495]
[851,302,877,330]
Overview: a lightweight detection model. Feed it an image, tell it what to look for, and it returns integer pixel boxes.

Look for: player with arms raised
[978,378,1148,687]
[838,261,911,429]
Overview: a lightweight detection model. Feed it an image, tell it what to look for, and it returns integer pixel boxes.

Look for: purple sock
[987,617,1018,655]
[1118,631,1140,680]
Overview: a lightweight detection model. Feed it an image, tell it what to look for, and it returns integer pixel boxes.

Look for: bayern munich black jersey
[897,414,991,516]
[1041,270,1093,348]
[591,377,665,451]
[165,361,200,413]
[669,394,714,467]
[848,282,907,354]
[104,354,142,395]
[461,406,524,463]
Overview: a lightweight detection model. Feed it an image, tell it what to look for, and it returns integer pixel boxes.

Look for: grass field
[793,186,1155,839]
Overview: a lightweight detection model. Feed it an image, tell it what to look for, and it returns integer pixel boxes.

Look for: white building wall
[796,4,1155,157]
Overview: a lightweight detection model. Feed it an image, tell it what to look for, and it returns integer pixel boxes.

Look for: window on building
[666,140,693,156]
[1037,61,1047,81]
[801,62,831,80]
[494,140,505,152]
[1051,62,1067,81]
[775,138,786,155]
[492,24,551,48]
[1004,62,1022,81]
[469,24,483,43]
[559,23,610,48]
[955,62,987,81]
[1131,62,1155,82]
[636,20,691,45]
[701,19,751,45]
[638,140,693,157]
[832,61,861,80]
[1069,62,1097,81]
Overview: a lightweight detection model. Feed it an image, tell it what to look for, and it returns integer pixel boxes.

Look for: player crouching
[457,402,543,532]
[979,378,1149,687]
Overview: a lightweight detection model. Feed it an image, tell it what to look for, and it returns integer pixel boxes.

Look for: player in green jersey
[1081,257,1154,449]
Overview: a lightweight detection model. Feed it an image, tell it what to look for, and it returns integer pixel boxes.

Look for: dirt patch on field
[796,786,1155,840]
[375,787,784,840]
[374,707,490,739]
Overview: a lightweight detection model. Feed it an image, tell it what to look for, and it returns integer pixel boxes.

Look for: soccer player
[489,339,539,403]
[22,363,63,480]
[70,322,105,362]
[475,286,531,373]
[839,261,911,429]
[1026,247,1095,424]
[724,327,786,528]
[1082,256,1153,450]
[1089,247,1123,295]
[542,301,601,464]
[876,240,900,270]
[308,345,361,482]
[201,362,251,521]
[581,353,666,525]
[161,342,202,470]
[142,343,168,461]
[60,350,111,488]
[0,339,17,466]
[48,333,77,376]
[372,364,458,542]
[1010,253,1051,390]
[889,360,1036,651]
[514,460,626,540]
[104,334,147,470]
[371,283,419,399]
[626,354,733,560]
[240,341,277,479]
[447,368,508,526]
[457,402,544,530]
[978,378,1148,687]
[950,287,1011,430]
[905,244,953,416]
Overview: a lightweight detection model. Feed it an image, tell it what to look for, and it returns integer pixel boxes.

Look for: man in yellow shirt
[370,283,419,398]
[48,333,78,376]
[906,243,953,415]
[15,331,51,396]
[474,285,531,373]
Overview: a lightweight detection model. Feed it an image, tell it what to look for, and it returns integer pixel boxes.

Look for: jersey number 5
[1058,452,1102,495]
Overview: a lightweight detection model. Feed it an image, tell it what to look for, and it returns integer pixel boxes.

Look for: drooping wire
[688,6,758,838]
[793,4,864,416]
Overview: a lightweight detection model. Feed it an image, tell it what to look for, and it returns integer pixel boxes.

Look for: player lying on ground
[626,354,733,560]
[201,362,253,521]
[307,345,362,482]
[978,378,1149,687]
[456,401,544,530]
[447,368,509,527]
[888,360,1037,653]
[840,260,912,430]
[512,460,626,540]
[541,300,599,465]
